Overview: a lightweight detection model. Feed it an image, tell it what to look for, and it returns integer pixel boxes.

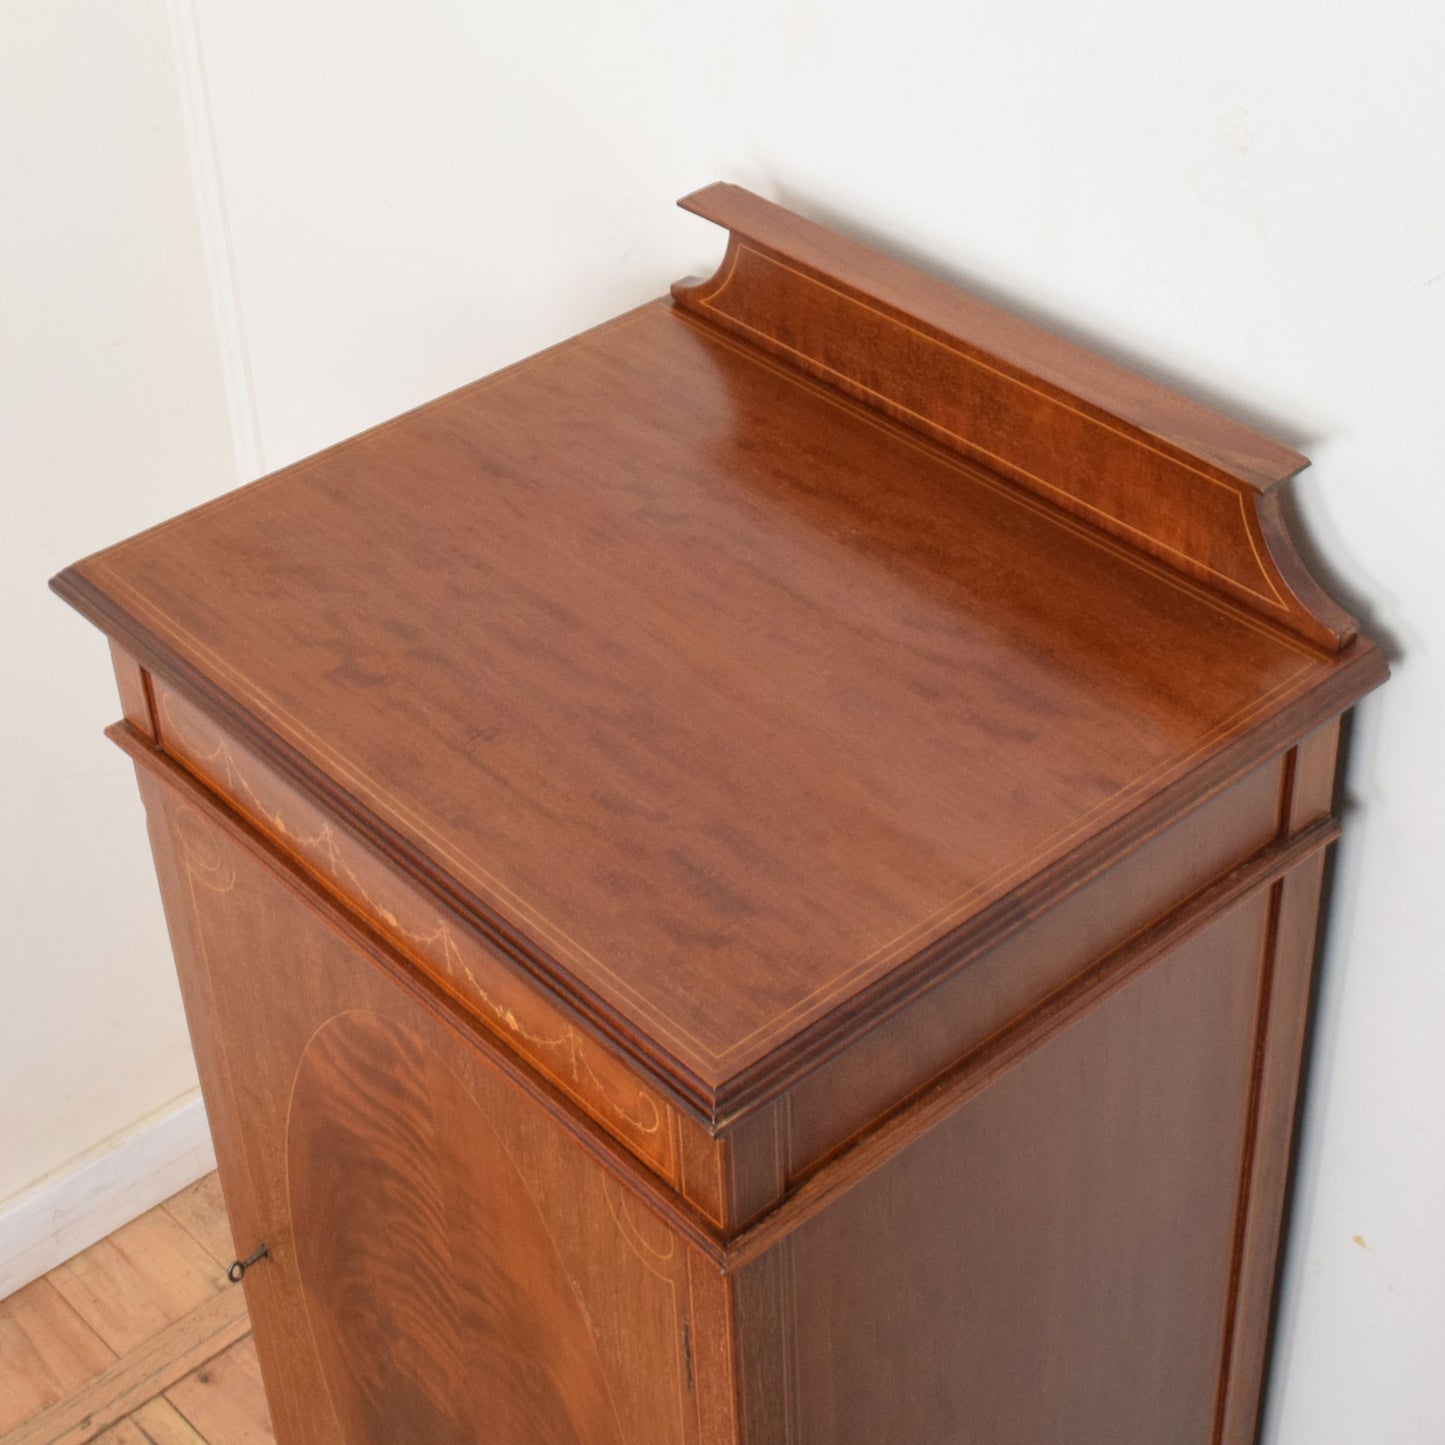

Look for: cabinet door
[136,769,708,1445]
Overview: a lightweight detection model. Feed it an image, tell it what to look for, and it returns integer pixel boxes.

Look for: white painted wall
[0,1,233,1231]
[5,0,1439,1436]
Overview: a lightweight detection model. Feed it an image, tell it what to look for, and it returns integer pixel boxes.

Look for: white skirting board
[0,1091,217,1300]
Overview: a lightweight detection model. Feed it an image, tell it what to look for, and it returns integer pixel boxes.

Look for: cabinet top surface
[57,287,1380,1102]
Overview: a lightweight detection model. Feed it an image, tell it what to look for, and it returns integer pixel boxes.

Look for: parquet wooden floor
[0,1175,273,1444]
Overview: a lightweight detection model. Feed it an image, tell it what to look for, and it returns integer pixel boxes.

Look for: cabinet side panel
[1214,714,1340,1438]
[1216,850,1329,1443]
[775,893,1273,1445]
[1285,720,1341,834]
[786,753,1283,1176]
[108,641,155,737]
[134,769,704,1445]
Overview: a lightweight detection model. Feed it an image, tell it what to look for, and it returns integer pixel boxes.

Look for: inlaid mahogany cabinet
[54,186,1385,1444]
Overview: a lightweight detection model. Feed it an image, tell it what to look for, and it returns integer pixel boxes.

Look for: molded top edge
[678,183,1308,491]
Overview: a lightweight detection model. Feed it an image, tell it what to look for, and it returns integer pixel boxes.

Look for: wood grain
[287,1011,622,1444]
[0,1279,115,1433]
[50,186,1386,1445]
[164,1339,274,1445]
[725,817,1339,1272]
[1,1288,250,1445]
[675,183,1354,649]
[677,186,1308,491]
[137,778,703,1444]
[161,1175,235,1273]
[49,1208,226,1355]
[151,675,691,1195]
[1216,849,1333,1442]
[131,1397,210,1444]
[766,891,1273,1444]
[108,642,154,739]
[52,296,1382,1112]
[0,1177,268,1445]
[780,747,1288,1178]
[91,1419,151,1445]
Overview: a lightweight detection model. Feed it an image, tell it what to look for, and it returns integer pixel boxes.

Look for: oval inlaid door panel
[286,1010,625,1445]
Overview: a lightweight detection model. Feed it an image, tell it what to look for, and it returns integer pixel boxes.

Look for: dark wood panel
[287,1011,621,1444]
[675,184,1353,648]
[783,749,1287,1176]
[676,186,1307,491]
[153,677,784,1232]
[1285,720,1341,834]
[134,770,702,1445]
[116,723,728,1260]
[1215,847,1331,1443]
[767,892,1274,1445]
[107,643,153,739]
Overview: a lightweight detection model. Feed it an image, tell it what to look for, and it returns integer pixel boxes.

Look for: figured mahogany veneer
[54,186,1385,1444]
[675,184,1354,652]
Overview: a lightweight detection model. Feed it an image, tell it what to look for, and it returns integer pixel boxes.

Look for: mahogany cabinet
[53,185,1386,1444]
